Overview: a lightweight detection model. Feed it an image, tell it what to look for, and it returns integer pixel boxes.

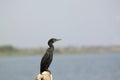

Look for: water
[0,53,120,80]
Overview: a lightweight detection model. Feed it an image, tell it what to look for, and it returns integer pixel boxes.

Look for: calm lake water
[0,53,120,80]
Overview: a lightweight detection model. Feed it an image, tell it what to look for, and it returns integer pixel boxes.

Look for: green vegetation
[0,45,41,56]
[0,45,17,51]
[0,45,77,56]
[0,45,120,56]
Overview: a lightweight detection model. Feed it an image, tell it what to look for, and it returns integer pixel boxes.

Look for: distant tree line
[0,45,17,52]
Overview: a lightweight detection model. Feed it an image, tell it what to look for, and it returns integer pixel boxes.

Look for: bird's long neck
[48,42,54,49]
[48,42,54,53]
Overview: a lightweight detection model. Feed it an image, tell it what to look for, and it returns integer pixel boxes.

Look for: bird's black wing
[40,48,53,73]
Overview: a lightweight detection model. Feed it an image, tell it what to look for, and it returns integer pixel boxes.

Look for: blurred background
[0,0,120,80]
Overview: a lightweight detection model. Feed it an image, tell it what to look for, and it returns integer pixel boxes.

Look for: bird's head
[48,38,61,47]
[48,38,61,43]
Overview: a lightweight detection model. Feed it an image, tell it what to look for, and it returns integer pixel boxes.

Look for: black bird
[40,38,61,73]
[36,38,61,80]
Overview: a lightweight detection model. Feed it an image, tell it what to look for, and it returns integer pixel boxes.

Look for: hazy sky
[0,0,120,48]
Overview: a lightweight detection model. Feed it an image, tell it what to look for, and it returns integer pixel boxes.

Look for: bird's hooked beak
[53,39,61,42]
[56,39,61,41]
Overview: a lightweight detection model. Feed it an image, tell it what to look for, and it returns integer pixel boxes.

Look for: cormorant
[36,38,61,80]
